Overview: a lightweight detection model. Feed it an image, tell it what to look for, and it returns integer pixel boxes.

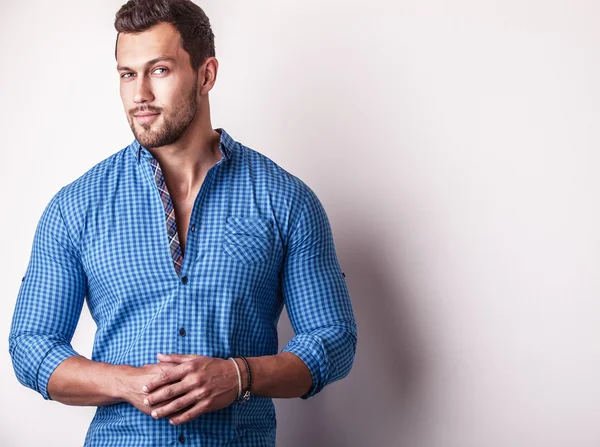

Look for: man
[8,0,357,445]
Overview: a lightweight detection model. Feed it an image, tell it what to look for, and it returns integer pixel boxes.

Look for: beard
[129,80,198,149]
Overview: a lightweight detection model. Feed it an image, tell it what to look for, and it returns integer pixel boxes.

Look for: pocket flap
[225,216,273,238]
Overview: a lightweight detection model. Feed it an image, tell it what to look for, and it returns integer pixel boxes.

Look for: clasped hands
[125,354,243,426]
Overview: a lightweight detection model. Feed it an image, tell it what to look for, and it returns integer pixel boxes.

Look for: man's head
[115,0,217,149]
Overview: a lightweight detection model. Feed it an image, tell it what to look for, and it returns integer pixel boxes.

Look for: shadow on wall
[275,216,433,447]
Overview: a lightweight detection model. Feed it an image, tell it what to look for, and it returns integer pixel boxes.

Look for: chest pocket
[222,216,274,264]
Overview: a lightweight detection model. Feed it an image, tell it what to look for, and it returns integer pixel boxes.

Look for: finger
[143,363,188,393]
[166,403,196,425]
[168,399,207,426]
[144,380,189,407]
[150,391,199,420]
[157,353,196,363]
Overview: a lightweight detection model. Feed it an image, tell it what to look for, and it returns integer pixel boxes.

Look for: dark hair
[114,0,215,71]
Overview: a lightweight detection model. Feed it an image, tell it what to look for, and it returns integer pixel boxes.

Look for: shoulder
[61,146,131,206]
[233,141,314,206]
[56,145,130,214]
[231,141,330,246]
[45,144,132,250]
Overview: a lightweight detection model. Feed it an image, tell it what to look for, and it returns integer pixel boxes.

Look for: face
[116,22,200,149]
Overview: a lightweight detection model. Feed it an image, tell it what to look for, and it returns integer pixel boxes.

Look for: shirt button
[179,328,186,336]
[181,276,188,284]
[178,434,186,443]
[190,224,195,232]
[21,276,25,282]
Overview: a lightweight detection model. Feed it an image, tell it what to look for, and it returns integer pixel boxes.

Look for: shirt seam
[285,185,309,257]
[55,187,83,262]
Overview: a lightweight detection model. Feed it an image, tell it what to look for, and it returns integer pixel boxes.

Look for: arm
[8,188,87,401]
[271,184,357,399]
[8,188,118,404]
[7,188,178,408]
[240,352,313,399]
[45,356,175,409]
[45,356,127,405]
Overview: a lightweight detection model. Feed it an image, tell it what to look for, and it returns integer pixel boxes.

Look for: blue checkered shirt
[8,128,357,446]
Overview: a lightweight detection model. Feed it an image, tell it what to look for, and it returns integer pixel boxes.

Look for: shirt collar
[129,128,235,164]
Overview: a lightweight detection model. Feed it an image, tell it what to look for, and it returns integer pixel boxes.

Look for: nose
[133,74,154,104]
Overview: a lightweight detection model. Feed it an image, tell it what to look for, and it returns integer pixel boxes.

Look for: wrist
[232,358,248,392]
[228,358,242,400]
[233,357,248,398]
[237,356,252,401]
[111,364,134,402]
[230,357,252,403]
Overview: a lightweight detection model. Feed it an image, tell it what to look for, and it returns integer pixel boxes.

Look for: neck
[148,116,222,201]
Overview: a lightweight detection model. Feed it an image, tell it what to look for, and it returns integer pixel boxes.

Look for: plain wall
[1,1,599,446]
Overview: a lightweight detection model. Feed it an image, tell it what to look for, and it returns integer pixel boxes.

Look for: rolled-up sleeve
[280,185,357,399]
[8,187,86,401]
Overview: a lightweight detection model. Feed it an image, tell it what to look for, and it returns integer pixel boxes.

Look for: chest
[170,192,196,254]
[80,170,283,315]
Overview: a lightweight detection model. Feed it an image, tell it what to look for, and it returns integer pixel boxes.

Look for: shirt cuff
[281,334,329,399]
[37,343,80,401]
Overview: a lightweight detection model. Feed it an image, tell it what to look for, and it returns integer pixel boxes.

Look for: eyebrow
[117,56,177,72]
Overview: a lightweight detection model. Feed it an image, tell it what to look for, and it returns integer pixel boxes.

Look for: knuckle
[160,370,170,381]
[196,387,208,400]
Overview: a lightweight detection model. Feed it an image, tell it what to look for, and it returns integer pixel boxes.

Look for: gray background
[1,0,599,446]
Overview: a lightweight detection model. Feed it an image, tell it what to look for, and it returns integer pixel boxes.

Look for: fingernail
[152,411,158,418]
[142,385,148,392]
[143,398,149,406]
[169,419,174,425]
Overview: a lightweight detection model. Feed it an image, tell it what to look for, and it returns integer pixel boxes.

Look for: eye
[120,72,134,79]
[153,67,169,75]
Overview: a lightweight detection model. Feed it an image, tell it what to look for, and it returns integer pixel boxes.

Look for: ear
[199,57,219,95]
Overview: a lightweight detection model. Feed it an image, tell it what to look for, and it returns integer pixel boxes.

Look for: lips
[134,112,160,124]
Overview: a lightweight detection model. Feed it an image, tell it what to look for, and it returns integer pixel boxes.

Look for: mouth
[134,112,160,124]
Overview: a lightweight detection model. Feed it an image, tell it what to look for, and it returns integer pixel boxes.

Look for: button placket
[145,157,184,279]
[178,275,188,347]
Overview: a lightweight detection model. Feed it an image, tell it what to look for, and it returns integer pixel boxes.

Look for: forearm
[240,352,312,399]
[47,355,130,406]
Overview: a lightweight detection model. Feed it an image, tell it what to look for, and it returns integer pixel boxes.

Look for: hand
[119,361,182,417]
[141,354,240,425]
